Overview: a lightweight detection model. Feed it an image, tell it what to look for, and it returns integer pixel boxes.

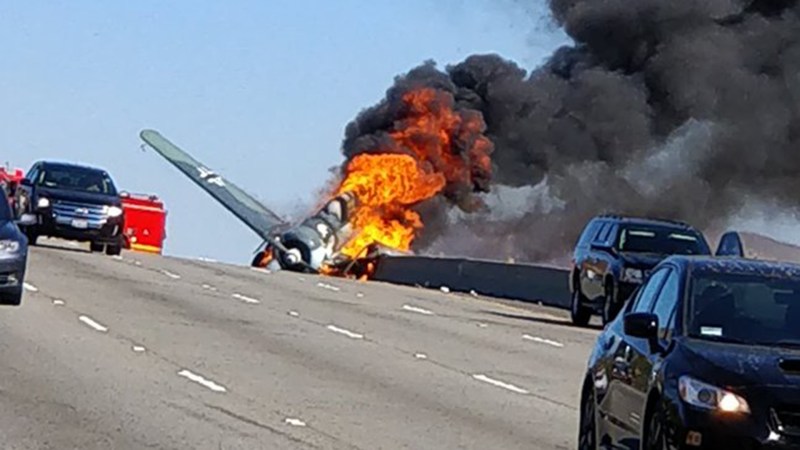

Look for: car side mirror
[16,213,36,226]
[18,178,32,187]
[624,312,659,340]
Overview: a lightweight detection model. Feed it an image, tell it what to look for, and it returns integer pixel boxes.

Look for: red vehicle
[0,167,24,203]
[120,192,167,254]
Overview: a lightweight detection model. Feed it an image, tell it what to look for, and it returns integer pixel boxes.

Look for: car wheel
[90,242,104,252]
[602,283,619,325]
[571,286,592,327]
[644,400,667,450]
[578,381,598,450]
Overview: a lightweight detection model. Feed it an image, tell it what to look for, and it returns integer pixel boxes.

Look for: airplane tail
[139,129,287,242]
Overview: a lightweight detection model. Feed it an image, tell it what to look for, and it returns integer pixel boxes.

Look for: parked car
[579,255,800,449]
[14,161,125,255]
[569,215,712,326]
[0,189,33,305]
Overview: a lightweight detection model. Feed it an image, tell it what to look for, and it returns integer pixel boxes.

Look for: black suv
[14,161,125,256]
[569,215,712,327]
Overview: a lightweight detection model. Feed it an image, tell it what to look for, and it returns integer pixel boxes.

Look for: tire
[602,282,620,325]
[105,243,121,256]
[24,229,38,246]
[578,380,598,450]
[90,242,104,252]
[643,399,667,450]
[0,287,22,306]
[571,285,593,327]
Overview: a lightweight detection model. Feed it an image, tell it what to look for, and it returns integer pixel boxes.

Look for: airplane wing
[139,129,287,241]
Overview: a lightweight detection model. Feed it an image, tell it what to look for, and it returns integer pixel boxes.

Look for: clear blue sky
[0,1,569,264]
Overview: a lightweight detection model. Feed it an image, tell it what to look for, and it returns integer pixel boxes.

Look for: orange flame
[328,87,493,269]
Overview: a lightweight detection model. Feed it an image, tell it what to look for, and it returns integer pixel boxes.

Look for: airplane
[139,129,402,277]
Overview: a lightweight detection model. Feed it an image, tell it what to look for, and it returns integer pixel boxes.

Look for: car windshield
[616,225,709,255]
[36,165,117,195]
[687,271,800,347]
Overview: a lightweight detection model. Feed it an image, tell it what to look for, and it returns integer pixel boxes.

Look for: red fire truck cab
[0,167,24,203]
[120,192,167,255]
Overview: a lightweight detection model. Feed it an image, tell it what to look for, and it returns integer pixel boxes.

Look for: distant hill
[736,232,800,264]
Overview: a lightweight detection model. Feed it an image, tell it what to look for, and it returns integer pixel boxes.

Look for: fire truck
[120,192,167,255]
[0,166,24,205]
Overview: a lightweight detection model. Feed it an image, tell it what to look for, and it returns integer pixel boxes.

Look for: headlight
[621,268,644,283]
[37,197,50,208]
[679,376,750,414]
[106,206,123,217]
[0,240,20,254]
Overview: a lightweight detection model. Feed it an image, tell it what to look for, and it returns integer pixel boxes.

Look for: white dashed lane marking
[177,369,227,393]
[79,315,108,333]
[472,374,529,395]
[23,283,38,292]
[52,299,65,306]
[161,270,181,280]
[402,304,434,316]
[285,418,307,427]
[326,325,364,340]
[201,284,218,292]
[288,311,300,317]
[232,293,260,304]
[132,345,146,353]
[317,282,341,292]
[414,353,428,360]
[523,334,565,348]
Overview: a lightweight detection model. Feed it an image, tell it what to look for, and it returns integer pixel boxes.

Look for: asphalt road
[2,240,601,449]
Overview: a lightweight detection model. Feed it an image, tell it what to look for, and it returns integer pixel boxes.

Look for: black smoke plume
[342,0,800,265]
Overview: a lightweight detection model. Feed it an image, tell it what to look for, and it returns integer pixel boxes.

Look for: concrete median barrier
[371,256,571,309]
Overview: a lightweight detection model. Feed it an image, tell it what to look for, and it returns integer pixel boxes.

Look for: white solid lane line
[402,304,434,316]
[79,315,108,333]
[285,418,307,427]
[23,282,38,292]
[161,270,181,279]
[472,374,529,395]
[232,293,260,304]
[326,325,364,340]
[523,334,565,348]
[177,369,227,393]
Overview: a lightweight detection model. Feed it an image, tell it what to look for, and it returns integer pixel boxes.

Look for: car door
[618,266,682,440]
[606,267,671,439]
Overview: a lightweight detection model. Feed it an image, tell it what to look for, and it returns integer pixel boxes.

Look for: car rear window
[616,225,709,255]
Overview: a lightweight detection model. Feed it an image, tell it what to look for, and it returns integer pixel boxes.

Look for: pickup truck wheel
[24,229,38,246]
[571,286,592,327]
[602,284,619,325]
[105,244,121,256]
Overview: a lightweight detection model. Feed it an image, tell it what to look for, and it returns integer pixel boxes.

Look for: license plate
[71,219,88,229]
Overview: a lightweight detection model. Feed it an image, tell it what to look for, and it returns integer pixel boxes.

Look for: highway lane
[3,240,601,449]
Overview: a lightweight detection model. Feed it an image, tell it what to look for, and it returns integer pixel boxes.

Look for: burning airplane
[140,86,495,278]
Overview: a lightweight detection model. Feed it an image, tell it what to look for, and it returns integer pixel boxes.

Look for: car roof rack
[595,213,693,228]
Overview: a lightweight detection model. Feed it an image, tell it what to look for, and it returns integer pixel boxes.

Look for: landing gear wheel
[90,242,104,253]
[644,401,667,450]
[602,284,620,325]
[571,287,592,327]
[578,382,598,450]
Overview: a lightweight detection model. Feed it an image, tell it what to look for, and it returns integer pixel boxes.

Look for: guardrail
[371,255,572,309]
